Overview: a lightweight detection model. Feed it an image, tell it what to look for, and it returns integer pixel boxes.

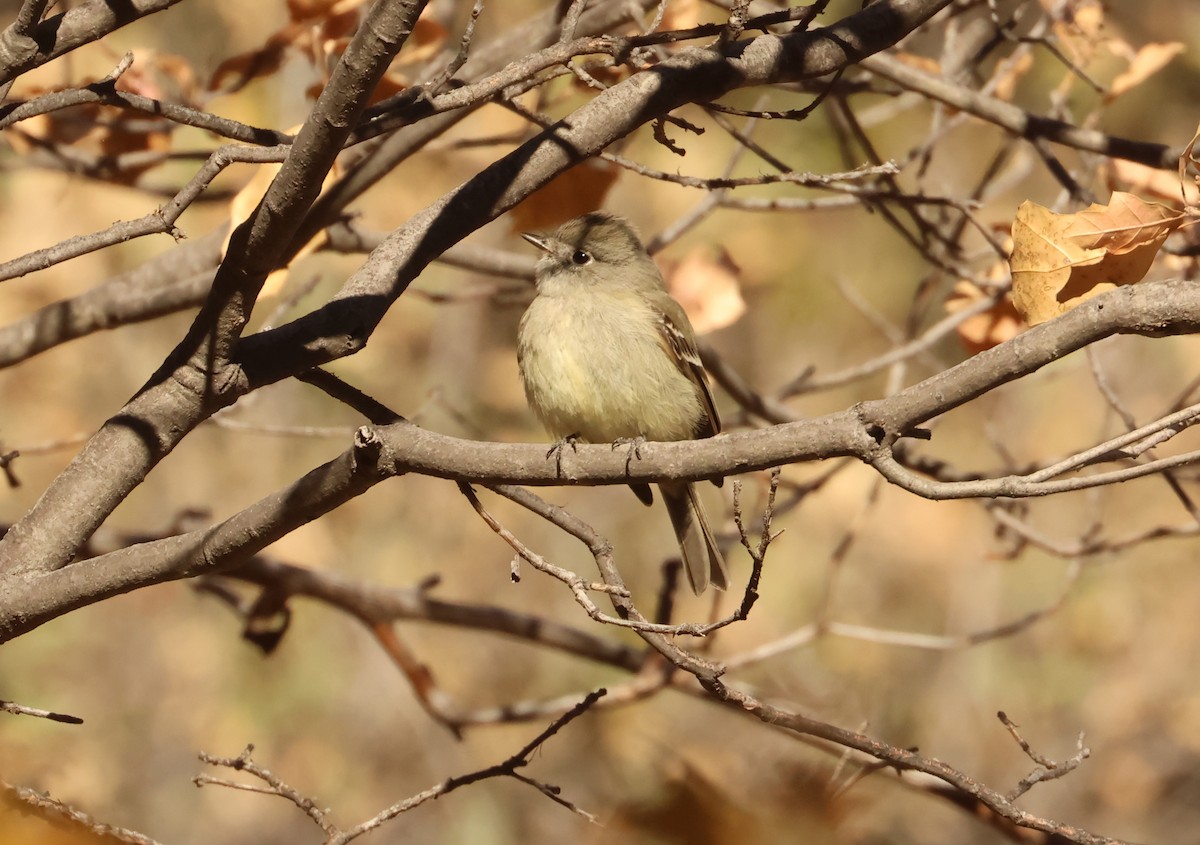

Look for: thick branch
[6,280,1200,640]
[238,0,957,387]
[862,52,1177,169]
[0,0,427,577]
[0,0,184,84]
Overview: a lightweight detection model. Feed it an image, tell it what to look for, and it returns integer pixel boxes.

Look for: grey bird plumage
[517,212,727,594]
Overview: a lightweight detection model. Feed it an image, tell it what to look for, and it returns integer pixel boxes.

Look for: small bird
[517,212,727,594]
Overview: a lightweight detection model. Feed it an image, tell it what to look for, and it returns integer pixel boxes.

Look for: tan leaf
[1050,0,1106,65]
[221,141,336,298]
[945,279,1024,353]
[665,247,746,335]
[6,96,172,184]
[662,0,701,31]
[208,26,299,93]
[317,3,368,43]
[210,0,369,93]
[1107,159,1200,206]
[893,51,941,76]
[1106,41,1184,102]
[508,160,620,232]
[393,13,449,67]
[1010,193,1186,324]
[991,51,1034,102]
[115,50,198,103]
[1180,118,1200,202]
[288,0,365,22]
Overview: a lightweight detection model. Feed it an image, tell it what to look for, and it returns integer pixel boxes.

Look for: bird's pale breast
[518,289,704,443]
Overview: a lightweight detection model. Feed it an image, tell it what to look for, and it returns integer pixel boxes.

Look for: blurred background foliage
[2,0,1200,843]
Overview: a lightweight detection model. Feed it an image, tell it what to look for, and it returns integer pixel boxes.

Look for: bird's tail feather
[661,482,727,594]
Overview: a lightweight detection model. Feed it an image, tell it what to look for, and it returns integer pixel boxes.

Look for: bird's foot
[611,436,647,472]
[547,433,581,477]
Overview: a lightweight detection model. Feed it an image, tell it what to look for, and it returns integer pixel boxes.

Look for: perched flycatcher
[517,212,727,593]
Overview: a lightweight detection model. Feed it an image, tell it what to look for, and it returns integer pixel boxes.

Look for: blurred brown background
[2,1,1200,843]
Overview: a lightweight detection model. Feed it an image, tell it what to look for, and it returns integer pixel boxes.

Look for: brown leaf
[893,51,941,76]
[208,26,299,93]
[115,50,198,103]
[393,13,449,67]
[1106,41,1184,102]
[1010,192,1187,324]
[1180,119,1200,204]
[945,279,1023,353]
[1050,0,1106,65]
[662,0,701,30]
[222,143,336,298]
[1106,159,1200,207]
[6,95,172,184]
[991,52,1034,103]
[288,0,366,23]
[210,0,370,93]
[507,160,620,232]
[665,247,746,335]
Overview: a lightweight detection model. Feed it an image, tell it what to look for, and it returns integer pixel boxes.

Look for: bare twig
[0,698,83,724]
[195,745,338,834]
[0,779,163,845]
[197,691,606,843]
[998,712,1091,801]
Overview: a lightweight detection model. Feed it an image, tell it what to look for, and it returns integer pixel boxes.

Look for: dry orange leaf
[1106,41,1184,102]
[394,13,449,66]
[991,51,1034,102]
[210,0,369,93]
[222,144,337,298]
[288,0,365,22]
[1180,118,1200,202]
[508,160,620,233]
[1050,0,1106,65]
[209,28,297,92]
[665,247,746,335]
[7,98,172,184]
[945,279,1024,353]
[893,51,941,76]
[1106,159,1200,207]
[1010,192,1187,324]
[115,50,198,103]
[662,0,701,31]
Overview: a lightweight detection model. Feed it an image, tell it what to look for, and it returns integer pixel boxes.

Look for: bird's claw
[546,433,581,477]
[611,436,646,471]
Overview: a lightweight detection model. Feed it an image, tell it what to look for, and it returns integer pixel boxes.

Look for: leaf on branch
[5,53,196,179]
[664,246,746,335]
[1105,41,1185,102]
[1009,192,1189,325]
[318,4,447,75]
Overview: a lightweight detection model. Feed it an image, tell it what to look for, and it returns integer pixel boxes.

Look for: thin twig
[997,712,1091,801]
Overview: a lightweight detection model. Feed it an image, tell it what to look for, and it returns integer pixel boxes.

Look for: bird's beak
[521,232,551,252]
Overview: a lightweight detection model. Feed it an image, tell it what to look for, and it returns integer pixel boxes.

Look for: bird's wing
[654,295,721,438]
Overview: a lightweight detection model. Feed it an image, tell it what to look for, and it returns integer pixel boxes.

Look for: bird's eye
[571,250,592,265]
